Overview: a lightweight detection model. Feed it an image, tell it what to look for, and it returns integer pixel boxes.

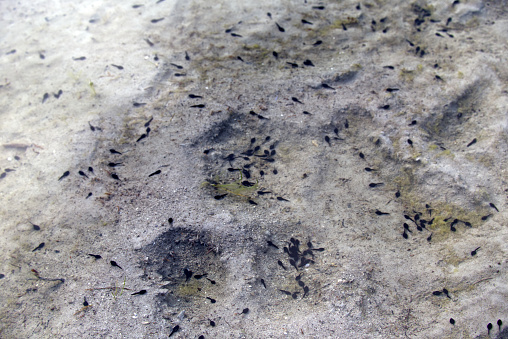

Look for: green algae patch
[465,152,495,169]
[392,165,489,242]
[436,149,454,159]
[242,44,261,51]
[399,68,418,82]
[426,203,485,241]
[177,280,202,297]
[318,16,359,35]
[202,171,259,198]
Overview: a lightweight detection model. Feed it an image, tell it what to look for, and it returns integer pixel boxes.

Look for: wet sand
[0,0,507,338]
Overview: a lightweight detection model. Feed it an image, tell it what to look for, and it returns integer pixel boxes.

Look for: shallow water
[1,0,507,338]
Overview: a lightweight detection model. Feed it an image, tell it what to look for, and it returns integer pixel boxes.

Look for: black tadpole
[303,286,309,298]
[471,247,480,256]
[146,117,152,128]
[32,243,45,252]
[404,214,415,222]
[267,241,279,249]
[132,289,147,295]
[58,171,70,181]
[467,138,477,147]
[148,170,161,177]
[110,261,123,269]
[260,279,266,288]
[490,202,499,212]
[375,210,390,215]
[241,308,249,314]
[488,323,493,335]
[169,325,180,337]
[30,222,41,231]
[170,63,183,69]
[184,268,193,281]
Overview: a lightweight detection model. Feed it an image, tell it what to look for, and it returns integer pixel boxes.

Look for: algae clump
[203,170,259,198]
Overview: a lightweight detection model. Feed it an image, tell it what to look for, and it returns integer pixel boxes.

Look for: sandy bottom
[0,0,508,338]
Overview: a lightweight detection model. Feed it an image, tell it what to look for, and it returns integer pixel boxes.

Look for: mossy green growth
[318,16,359,35]
[327,17,359,30]
[465,152,495,169]
[393,167,486,237]
[177,280,201,296]
[436,149,454,158]
[351,63,362,71]
[422,202,484,241]
[88,80,96,97]
[203,170,259,198]
[399,68,418,82]
[112,276,126,300]
[242,44,261,51]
